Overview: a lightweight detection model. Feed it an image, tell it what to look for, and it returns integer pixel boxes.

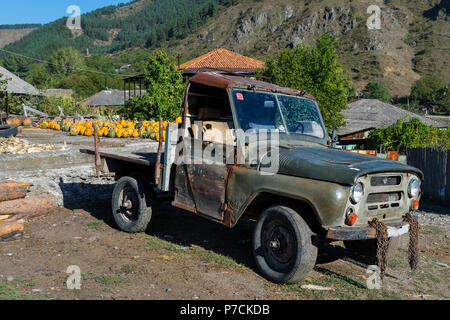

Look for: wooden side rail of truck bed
[80,148,165,179]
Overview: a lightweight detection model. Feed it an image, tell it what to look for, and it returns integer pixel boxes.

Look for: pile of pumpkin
[39,117,182,142]
[6,117,33,127]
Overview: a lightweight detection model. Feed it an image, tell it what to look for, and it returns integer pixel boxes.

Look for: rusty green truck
[82,72,422,284]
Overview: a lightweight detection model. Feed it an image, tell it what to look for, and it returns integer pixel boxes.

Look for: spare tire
[0,125,18,138]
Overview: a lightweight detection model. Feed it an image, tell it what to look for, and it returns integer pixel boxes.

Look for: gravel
[417,203,450,227]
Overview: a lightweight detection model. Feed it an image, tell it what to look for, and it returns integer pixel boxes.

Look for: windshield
[232,90,325,139]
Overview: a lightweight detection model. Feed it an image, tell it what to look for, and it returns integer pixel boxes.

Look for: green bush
[364,118,450,153]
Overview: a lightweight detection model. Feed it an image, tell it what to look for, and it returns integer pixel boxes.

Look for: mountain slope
[1,0,448,97]
[163,0,449,97]
[0,25,39,49]
[0,0,235,59]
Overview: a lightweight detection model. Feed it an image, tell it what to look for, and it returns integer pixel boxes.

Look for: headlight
[408,177,420,198]
[351,182,364,204]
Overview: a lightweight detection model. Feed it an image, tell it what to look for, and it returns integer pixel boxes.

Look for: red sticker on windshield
[236,93,244,100]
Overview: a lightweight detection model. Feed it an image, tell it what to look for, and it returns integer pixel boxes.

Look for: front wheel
[112,176,152,233]
[252,205,318,284]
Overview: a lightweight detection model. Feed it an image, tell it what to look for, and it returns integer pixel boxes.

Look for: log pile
[0,180,57,241]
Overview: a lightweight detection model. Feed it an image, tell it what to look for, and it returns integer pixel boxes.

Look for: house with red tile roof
[179,48,265,78]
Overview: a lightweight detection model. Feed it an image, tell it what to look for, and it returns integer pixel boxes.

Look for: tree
[260,33,354,131]
[119,50,184,121]
[0,72,10,117]
[26,64,50,89]
[362,82,391,102]
[47,47,85,77]
[364,118,450,153]
[0,72,9,93]
[411,75,448,114]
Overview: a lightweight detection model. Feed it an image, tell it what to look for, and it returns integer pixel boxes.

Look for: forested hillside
[0,0,236,59]
[0,0,448,103]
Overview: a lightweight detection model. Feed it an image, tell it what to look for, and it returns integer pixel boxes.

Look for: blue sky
[0,0,134,25]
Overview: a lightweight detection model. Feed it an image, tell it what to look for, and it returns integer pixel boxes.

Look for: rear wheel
[112,176,152,233]
[252,205,318,284]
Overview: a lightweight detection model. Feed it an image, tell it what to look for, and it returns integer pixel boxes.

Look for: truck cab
[86,72,423,284]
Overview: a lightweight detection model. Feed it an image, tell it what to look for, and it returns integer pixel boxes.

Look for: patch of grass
[281,267,403,300]
[95,274,127,288]
[190,248,248,270]
[388,257,407,269]
[141,235,178,251]
[86,220,106,229]
[14,278,36,288]
[0,282,55,300]
[120,265,140,274]
[422,225,443,235]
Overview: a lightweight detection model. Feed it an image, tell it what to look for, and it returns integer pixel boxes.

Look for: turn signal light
[346,213,358,226]
[412,200,420,210]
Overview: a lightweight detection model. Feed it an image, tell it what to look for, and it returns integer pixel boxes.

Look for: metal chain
[369,218,389,280]
[404,211,419,270]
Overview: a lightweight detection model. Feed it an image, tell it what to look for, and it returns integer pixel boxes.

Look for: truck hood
[274,146,423,186]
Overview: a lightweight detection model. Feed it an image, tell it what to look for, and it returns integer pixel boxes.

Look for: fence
[406,148,449,202]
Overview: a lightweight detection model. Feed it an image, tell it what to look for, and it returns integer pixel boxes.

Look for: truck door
[174,126,234,221]
[172,82,235,222]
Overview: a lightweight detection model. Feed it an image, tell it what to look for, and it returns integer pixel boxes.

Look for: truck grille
[367,192,402,203]
[370,176,401,186]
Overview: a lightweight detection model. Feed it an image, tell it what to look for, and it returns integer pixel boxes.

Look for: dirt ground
[0,196,448,300]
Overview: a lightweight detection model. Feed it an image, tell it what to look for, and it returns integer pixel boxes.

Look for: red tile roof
[179,48,265,73]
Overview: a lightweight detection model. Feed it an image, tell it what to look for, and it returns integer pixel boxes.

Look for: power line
[0,48,137,78]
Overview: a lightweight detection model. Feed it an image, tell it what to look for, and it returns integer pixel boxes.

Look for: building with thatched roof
[0,66,40,96]
[338,99,446,145]
[0,66,41,121]
[81,89,146,107]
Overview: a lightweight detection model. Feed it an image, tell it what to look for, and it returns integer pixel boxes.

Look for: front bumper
[326,221,410,241]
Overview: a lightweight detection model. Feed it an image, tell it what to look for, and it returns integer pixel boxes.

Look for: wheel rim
[262,218,297,272]
[117,183,139,222]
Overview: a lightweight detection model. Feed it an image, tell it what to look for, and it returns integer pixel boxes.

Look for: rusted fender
[227,167,350,228]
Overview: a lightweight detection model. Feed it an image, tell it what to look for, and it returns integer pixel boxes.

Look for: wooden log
[0,217,24,240]
[0,180,33,202]
[0,195,56,218]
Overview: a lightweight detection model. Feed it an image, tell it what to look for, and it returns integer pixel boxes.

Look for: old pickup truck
[81,72,422,284]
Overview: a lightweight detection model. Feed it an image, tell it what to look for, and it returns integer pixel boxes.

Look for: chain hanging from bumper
[368,218,389,280]
[403,211,419,270]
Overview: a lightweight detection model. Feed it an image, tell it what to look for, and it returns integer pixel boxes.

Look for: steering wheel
[292,121,305,133]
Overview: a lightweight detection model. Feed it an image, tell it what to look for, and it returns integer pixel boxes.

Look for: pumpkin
[84,127,94,136]
[12,117,21,126]
[108,129,116,138]
[70,127,80,136]
[23,117,32,126]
